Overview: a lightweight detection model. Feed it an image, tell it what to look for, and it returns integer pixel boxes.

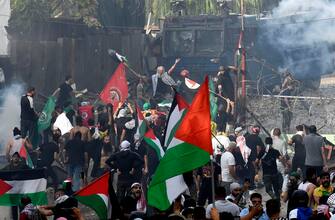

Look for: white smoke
[262,0,335,76]
[0,84,24,154]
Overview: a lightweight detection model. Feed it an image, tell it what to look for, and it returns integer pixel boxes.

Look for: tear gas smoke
[262,0,335,78]
[0,84,24,154]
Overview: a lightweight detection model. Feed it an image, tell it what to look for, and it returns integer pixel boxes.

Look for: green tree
[8,0,100,36]
[49,0,101,27]
[146,0,279,23]
[8,0,50,36]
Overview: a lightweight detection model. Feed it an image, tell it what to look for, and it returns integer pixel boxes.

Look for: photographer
[240,193,267,220]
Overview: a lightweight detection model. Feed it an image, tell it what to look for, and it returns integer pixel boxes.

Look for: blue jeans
[68,164,83,191]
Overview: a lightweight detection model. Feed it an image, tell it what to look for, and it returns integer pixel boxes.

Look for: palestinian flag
[135,103,147,137]
[19,143,34,168]
[163,93,189,148]
[0,179,12,196]
[144,128,164,159]
[149,90,211,211]
[74,172,112,220]
[0,169,47,206]
[37,96,56,133]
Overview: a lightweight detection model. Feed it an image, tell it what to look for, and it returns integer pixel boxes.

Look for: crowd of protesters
[3,62,335,220]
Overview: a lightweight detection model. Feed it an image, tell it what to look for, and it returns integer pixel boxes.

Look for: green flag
[37,96,56,133]
[209,78,218,120]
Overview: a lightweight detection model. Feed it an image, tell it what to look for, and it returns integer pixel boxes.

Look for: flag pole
[210,155,216,208]
[123,62,146,79]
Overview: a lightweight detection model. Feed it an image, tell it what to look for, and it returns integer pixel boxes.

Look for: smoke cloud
[261,0,335,78]
[0,84,24,154]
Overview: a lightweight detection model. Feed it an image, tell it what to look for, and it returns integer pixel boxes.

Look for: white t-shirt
[272,136,286,174]
[206,200,240,219]
[220,151,236,182]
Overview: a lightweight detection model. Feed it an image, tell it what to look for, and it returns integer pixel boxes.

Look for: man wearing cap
[106,141,143,200]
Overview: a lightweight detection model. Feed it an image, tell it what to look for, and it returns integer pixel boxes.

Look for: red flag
[100,63,128,111]
[0,179,12,196]
[175,76,213,155]
[78,105,94,126]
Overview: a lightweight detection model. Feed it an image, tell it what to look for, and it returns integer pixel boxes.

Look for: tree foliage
[8,0,100,36]
[50,0,101,27]
[8,0,50,35]
[146,0,279,23]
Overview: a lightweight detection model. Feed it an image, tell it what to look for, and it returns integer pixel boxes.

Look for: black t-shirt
[122,126,135,144]
[155,77,171,98]
[105,150,143,182]
[131,141,148,159]
[85,139,103,163]
[291,134,305,160]
[57,83,73,107]
[245,134,265,161]
[120,195,137,214]
[39,142,59,166]
[217,72,235,100]
[196,163,221,187]
[65,139,86,166]
[257,148,280,175]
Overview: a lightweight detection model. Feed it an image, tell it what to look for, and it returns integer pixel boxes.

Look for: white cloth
[212,135,230,155]
[289,209,298,219]
[205,200,240,218]
[220,151,236,182]
[27,96,34,108]
[120,140,131,151]
[53,113,73,135]
[298,181,313,192]
[9,135,23,156]
[272,136,287,175]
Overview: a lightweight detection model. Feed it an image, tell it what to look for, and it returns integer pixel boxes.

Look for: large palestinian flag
[74,172,112,220]
[0,169,47,206]
[148,87,212,211]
